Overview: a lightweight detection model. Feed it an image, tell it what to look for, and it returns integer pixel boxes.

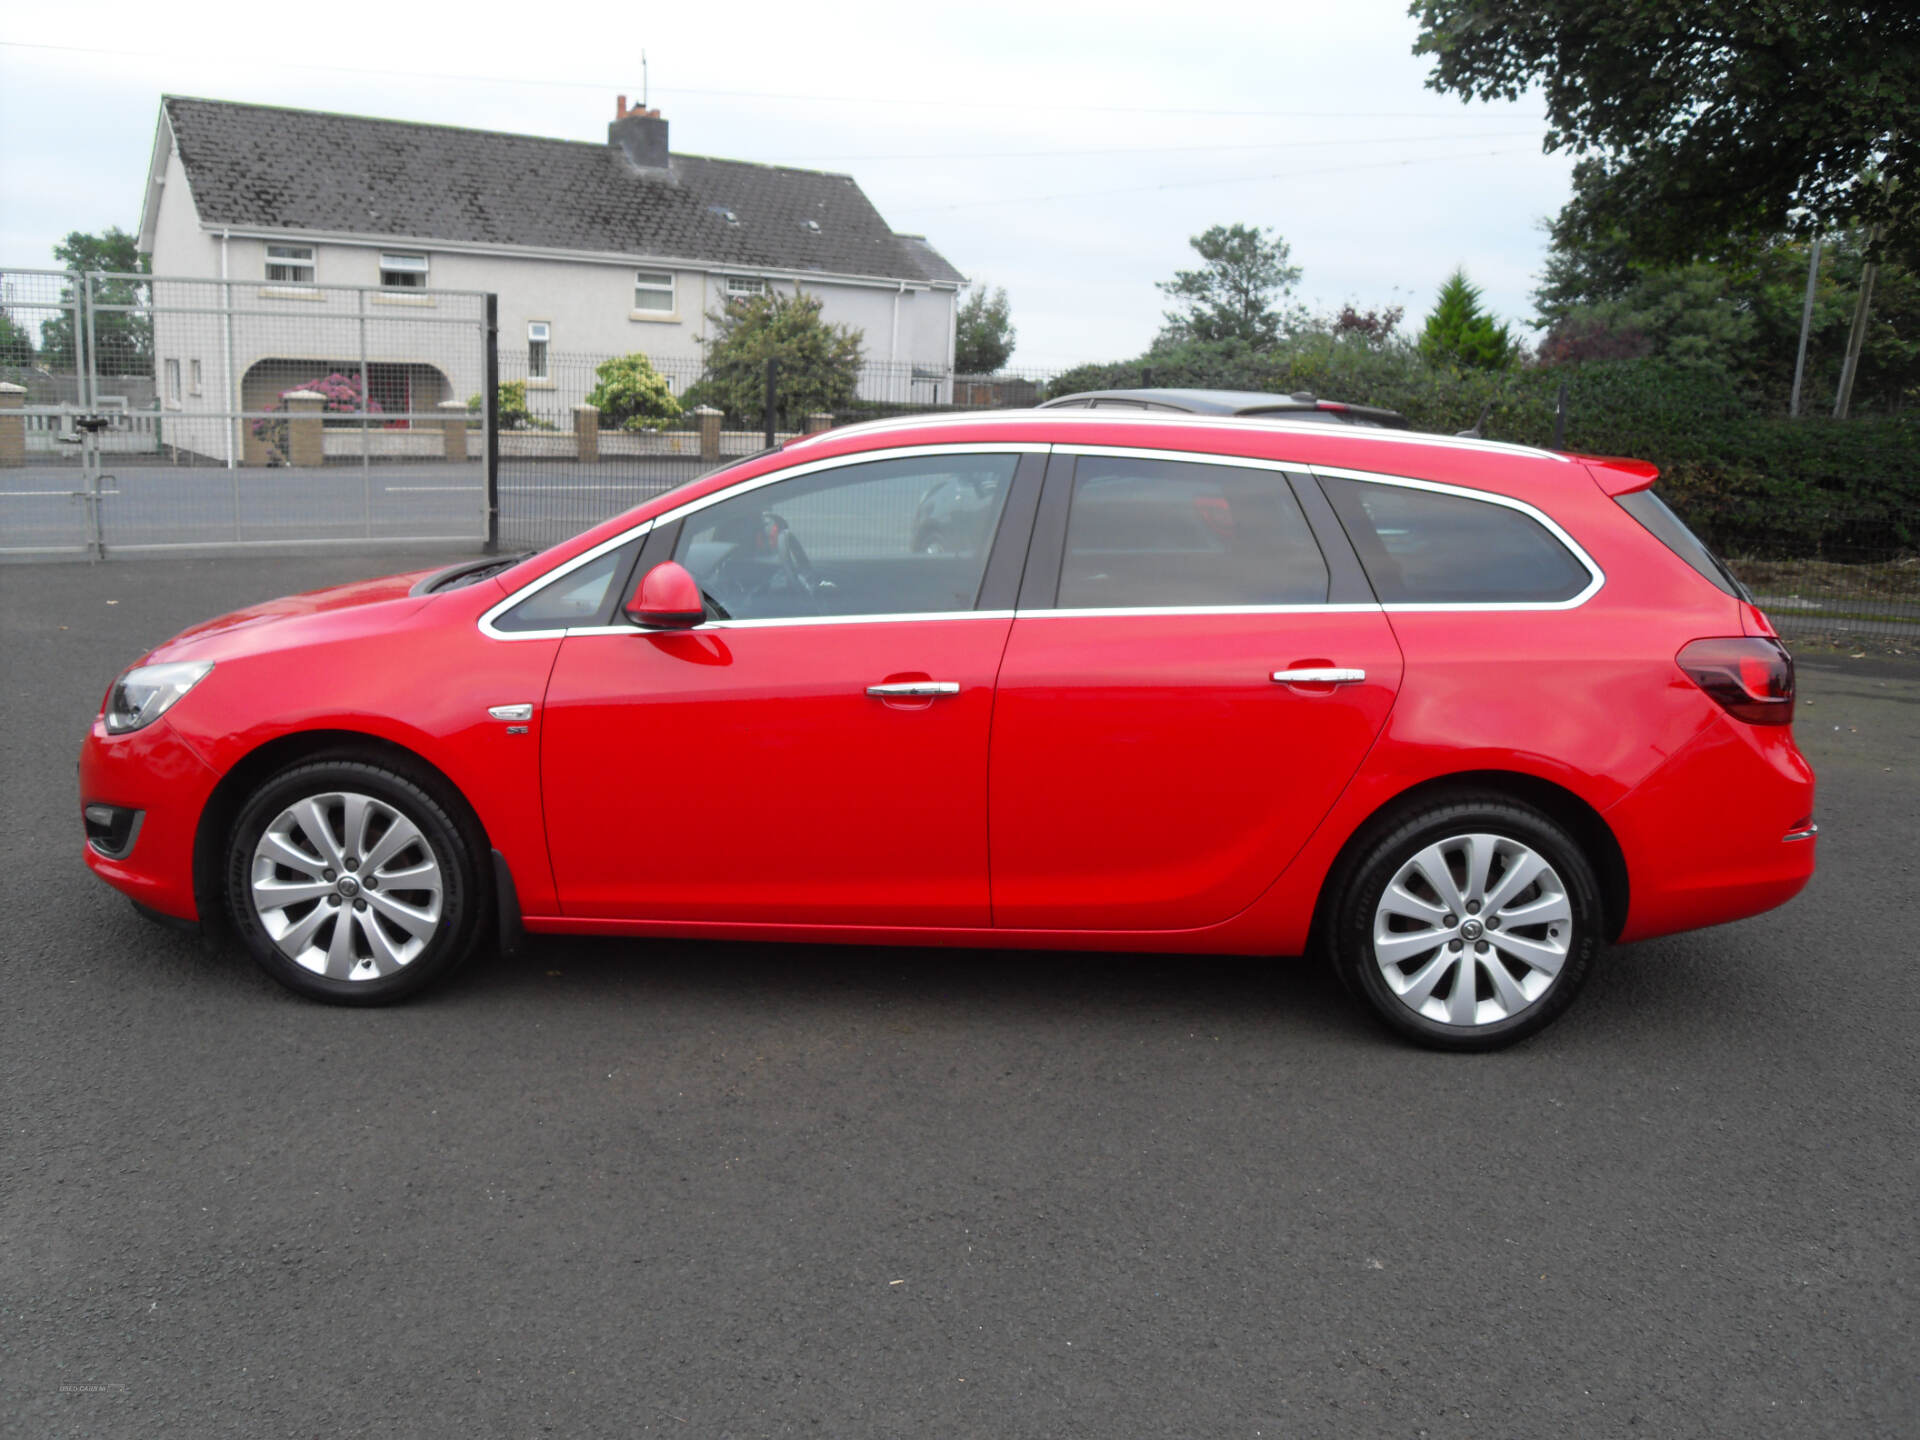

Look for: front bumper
[78,717,221,923]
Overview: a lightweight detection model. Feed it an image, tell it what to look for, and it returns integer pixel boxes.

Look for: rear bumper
[1606,716,1816,944]
[78,718,220,923]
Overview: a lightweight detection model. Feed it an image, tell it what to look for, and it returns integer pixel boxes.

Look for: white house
[136,95,965,456]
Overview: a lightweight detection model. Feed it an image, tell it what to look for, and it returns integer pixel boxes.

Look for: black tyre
[1329,796,1602,1051]
[225,758,486,1005]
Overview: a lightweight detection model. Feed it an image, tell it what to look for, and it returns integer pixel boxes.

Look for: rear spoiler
[1574,456,1660,496]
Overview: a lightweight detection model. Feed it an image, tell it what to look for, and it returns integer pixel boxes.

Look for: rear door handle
[1271,668,1366,684]
[866,681,961,698]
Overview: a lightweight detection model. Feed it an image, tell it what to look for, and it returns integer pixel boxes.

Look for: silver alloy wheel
[249,790,445,980]
[1371,832,1573,1028]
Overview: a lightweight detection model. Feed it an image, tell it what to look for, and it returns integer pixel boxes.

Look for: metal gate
[1,268,494,558]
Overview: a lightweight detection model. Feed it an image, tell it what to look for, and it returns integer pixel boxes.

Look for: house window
[380,253,429,289]
[725,275,768,297]
[165,359,181,403]
[265,244,315,284]
[634,270,675,313]
[189,359,202,396]
[528,322,550,380]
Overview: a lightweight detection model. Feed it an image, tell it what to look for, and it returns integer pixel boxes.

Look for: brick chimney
[610,95,669,174]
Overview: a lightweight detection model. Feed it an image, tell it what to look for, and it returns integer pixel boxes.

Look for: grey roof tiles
[162,96,962,286]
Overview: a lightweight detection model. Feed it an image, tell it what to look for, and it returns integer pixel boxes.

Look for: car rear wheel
[225,759,485,1005]
[1330,797,1601,1050]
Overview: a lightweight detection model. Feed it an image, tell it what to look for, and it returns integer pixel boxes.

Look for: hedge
[1045,346,1917,560]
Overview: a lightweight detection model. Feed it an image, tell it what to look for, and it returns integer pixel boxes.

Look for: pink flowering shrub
[251,372,383,463]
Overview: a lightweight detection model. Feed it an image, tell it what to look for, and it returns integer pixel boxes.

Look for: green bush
[584,353,683,432]
[466,379,554,431]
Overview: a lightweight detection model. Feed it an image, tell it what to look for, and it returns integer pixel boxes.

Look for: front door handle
[866,681,961,698]
[1271,668,1366,685]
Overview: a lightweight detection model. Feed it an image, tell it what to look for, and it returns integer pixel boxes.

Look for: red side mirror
[625,561,705,629]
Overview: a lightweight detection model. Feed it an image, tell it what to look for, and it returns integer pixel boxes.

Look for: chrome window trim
[478,442,1046,642]
[1014,604,1383,620]
[477,521,657,641]
[478,441,1606,641]
[554,610,1017,639]
[1307,463,1605,611]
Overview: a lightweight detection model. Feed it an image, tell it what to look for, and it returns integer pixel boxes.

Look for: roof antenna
[1456,401,1491,438]
[642,50,649,110]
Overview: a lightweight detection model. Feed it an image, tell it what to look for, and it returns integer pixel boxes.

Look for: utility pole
[1788,236,1821,418]
[1833,225,1883,419]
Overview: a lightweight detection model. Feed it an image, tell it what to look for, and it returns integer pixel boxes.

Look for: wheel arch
[1307,769,1630,951]
[192,728,493,933]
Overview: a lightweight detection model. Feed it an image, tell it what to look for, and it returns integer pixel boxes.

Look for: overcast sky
[0,0,1575,368]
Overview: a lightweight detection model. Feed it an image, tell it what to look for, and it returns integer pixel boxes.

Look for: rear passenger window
[1321,476,1592,605]
[1057,456,1329,608]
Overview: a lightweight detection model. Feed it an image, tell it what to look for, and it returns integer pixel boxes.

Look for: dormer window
[265,244,314,284]
[380,252,429,289]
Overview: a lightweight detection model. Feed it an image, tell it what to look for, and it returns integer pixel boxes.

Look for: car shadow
[449,931,1383,1043]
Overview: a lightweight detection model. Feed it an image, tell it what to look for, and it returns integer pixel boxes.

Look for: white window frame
[189,359,202,396]
[633,269,675,314]
[164,358,181,404]
[265,244,315,284]
[527,322,550,381]
[724,275,768,297]
[379,252,430,289]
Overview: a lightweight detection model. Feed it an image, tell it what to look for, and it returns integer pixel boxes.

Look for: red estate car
[80,412,1816,1049]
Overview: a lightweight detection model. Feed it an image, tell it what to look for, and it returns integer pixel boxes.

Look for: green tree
[37,227,152,376]
[584,353,682,431]
[1157,223,1303,347]
[955,285,1016,373]
[1419,269,1515,369]
[690,290,864,428]
[1410,2,1918,263]
[0,307,34,372]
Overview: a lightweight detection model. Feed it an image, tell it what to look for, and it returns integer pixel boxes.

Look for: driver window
[671,454,1018,621]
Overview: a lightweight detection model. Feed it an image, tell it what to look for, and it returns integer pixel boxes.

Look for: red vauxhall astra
[79,412,1816,1048]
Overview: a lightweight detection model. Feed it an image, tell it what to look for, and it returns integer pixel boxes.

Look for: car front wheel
[1330,797,1602,1050]
[225,758,485,1004]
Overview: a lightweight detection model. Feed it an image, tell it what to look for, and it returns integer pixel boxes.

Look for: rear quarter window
[1615,488,1750,600]
[1321,475,1593,605]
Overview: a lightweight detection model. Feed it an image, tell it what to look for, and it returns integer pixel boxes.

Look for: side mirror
[625,561,705,629]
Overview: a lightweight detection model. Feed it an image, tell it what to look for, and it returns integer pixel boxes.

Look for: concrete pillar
[806,412,834,435]
[438,400,469,462]
[694,405,723,463]
[0,383,24,467]
[284,390,325,468]
[574,404,599,463]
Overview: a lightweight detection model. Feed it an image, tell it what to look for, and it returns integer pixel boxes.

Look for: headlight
[103,661,213,734]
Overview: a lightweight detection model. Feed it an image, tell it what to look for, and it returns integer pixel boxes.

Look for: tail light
[1676,637,1795,726]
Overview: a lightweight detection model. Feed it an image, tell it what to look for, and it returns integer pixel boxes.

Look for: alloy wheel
[1370,832,1573,1028]
[249,790,445,980]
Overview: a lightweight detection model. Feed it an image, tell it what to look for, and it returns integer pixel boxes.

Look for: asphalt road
[0,459,701,556]
[3,552,1915,1439]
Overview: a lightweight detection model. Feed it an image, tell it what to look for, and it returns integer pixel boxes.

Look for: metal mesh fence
[5,273,1910,647]
[1721,552,1920,642]
[2,268,489,555]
